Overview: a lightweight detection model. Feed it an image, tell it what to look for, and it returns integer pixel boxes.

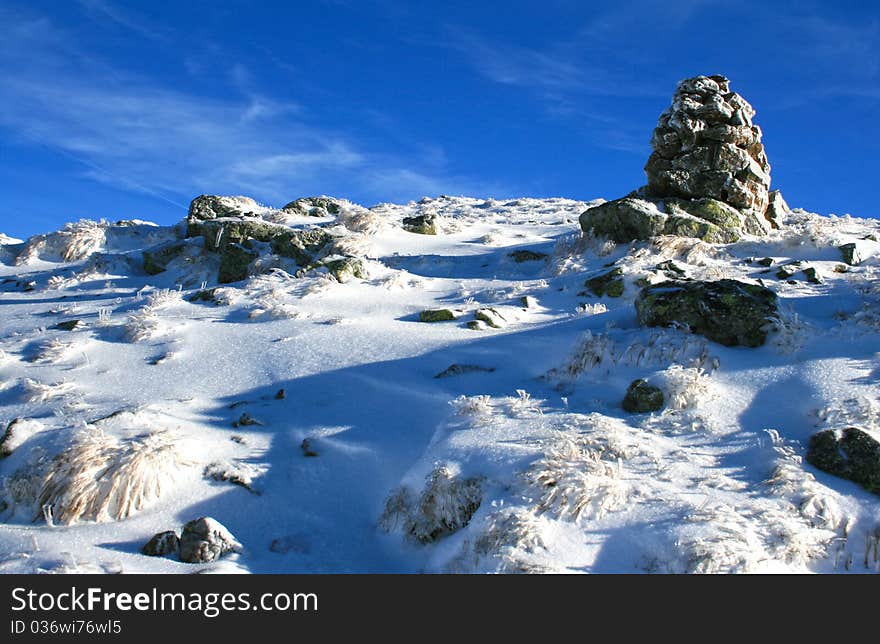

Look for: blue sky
[0,0,877,238]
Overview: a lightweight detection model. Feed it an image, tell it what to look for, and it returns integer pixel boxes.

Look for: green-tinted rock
[663,197,742,242]
[579,197,666,242]
[143,240,189,275]
[622,379,665,413]
[807,428,880,495]
[402,214,437,235]
[218,243,258,284]
[187,288,225,305]
[663,214,729,243]
[802,266,821,284]
[635,278,778,347]
[419,309,456,322]
[775,262,801,280]
[474,308,507,328]
[282,196,342,216]
[655,260,686,276]
[270,229,333,265]
[756,257,774,267]
[509,249,548,262]
[585,267,625,298]
[322,257,366,283]
[186,195,260,237]
[198,218,279,252]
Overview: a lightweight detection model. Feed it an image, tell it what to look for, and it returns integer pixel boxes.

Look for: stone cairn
[581,75,789,243]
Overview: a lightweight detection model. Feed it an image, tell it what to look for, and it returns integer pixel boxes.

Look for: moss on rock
[622,379,665,413]
[807,428,880,495]
[635,278,778,347]
[419,309,456,322]
[585,267,625,297]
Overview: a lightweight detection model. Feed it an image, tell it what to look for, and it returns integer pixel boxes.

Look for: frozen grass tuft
[379,465,483,544]
[31,427,193,525]
[446,508,549,573]
[450,394,493,418]
[657,365,714,411]
[123,309,164,343]
[17,220,108,264]
[525,431,632,523]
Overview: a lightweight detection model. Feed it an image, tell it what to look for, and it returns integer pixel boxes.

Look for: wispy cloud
[0,6,491,211]
[76,0,168,41]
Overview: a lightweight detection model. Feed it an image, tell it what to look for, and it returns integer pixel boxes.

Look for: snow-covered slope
[0,197,878,574]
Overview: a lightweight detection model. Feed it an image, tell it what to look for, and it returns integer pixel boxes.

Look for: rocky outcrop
[635,278,778,347]
[807,428,880,495]
[282,196,342,217]
[585,267,625,297]
[186,195,263,237]
[581,75,785,243]
[402,214,437,235]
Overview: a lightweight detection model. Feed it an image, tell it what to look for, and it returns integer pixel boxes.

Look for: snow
[0,199,878,574]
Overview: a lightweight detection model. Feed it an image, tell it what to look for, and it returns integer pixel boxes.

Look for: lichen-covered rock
[579,197,667,242]
[419,308,455,322]
[622,379,665,413]
[635,278,778,347]
[645,76,774,230]
[321,256,366,282]
[474,308,507,328]
[178,517,241,563]
[142,530,180,557]
[198,218,279,252]
[142,240,190,275]
[282,196,342,217]
[269,229,334,265]
[807,428,880,495]
[402,214,437,235]
[585,267,624,297]
[54,320,82,331]
[663,197,746,240]
[218,243,258,284]
[186,195,262,236]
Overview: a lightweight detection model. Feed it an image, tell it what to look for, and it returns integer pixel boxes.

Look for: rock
[274,388,286,400]
[187,288,222,304]
[142,531,180,557]
[839,242,864,266]
[655,260,686,276]
[321,256,366,283]
[466,320,487,331]
[662,197,745,241]
[641,76,779,235]
[282,196,342,217]
[419,309,456,322]
[434,364,496,378]
[802,266,822,284]
[775,262,802,280]
[635,278,778,347]
[585,267,625,297]
[53,320,82,331]
[765,190,790,227]
[402,214,437,235]
[579,197,666,242]
[142,240,190,276]
[622,379,665,413]
[520,295,538,308]
[756,257,774,267]
[269,229,334,265]
[218,243,258,284]
[0,418,42,458]
[198,218,279,252]
[509,249,548,262]
[474,308,507,329]
[300,439,318,457]
[269,535,310,554]
[178,517,241,563]
[186,195,262,237]
[807,428,880,495]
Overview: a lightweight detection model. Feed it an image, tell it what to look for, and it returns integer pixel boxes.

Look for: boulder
[186,195,261,237]
[269,229,334,265]
[402,214,437,235]
[635,278,778,347]
[622,379,665,413]
[509,249,548,262]
[806,428,880,495]
[474,308,507,329]
[419,309,456,322]
[579,197,666,242]
[218,243,258,284]
[321,256,367,282]
[142,530,180,557]
[282,196,342,217]
[838,242,865,266]
[178,517,242,564]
